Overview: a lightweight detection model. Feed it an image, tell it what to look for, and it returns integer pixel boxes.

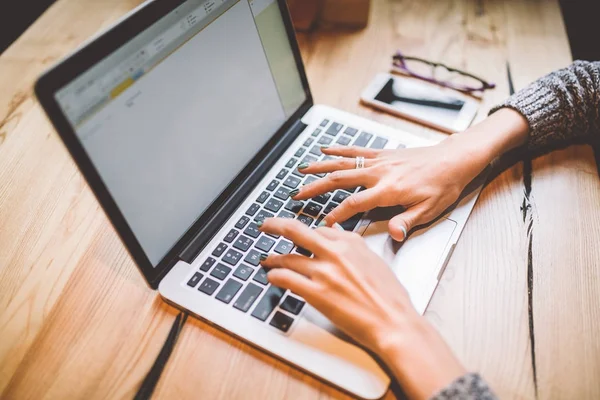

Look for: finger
[293,170,373,200]
[321,145,381,159]
[260,218,330,255]
[261,254,315,278]
[267,269,316,297]
[299,157,376,175]
[323,188,381,226]
[388,203,431,242]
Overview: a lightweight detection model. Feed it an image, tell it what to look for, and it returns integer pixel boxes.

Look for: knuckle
[329,171,344,182]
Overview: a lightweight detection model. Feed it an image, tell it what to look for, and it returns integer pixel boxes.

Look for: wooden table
[1,0,599,399]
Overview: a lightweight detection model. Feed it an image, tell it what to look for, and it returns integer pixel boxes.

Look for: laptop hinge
[178,118,308,264]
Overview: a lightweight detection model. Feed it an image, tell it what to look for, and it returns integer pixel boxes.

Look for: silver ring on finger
[355,156,365,169]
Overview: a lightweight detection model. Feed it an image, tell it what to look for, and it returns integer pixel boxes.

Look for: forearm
[374,316,467,400]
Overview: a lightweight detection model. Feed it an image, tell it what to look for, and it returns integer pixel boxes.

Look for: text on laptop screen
[54,0,306,265]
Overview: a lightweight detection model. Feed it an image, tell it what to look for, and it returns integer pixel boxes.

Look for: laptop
[35,0,481,398]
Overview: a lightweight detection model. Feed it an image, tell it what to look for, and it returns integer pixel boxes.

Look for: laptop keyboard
[185,118,391,333]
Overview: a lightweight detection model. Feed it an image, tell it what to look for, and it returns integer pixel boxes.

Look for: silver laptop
[35,0,481,398]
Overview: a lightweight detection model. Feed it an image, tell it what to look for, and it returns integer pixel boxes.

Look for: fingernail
[399,225,408,241]
[333,222,345,231]
[298,162,309,169]
[317,220,327,227]
[288,189,300,198]
[260,253,269,261]
[256,220,263,228]
[321,145,329,149]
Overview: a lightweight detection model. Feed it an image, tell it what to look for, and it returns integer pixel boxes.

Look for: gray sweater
[431,60,600,400]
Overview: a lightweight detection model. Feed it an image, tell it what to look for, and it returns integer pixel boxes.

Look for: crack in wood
[134,311,188,400]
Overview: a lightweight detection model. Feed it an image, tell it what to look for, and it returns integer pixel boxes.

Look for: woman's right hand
[293,108,530,241]
[293,136,487,241]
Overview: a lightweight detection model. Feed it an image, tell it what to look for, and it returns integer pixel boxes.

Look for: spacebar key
[251,285,286,321]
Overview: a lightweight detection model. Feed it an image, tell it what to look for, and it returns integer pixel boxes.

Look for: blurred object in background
[559,0,600,61]
[287,0,370,32]
[0,0,56,54]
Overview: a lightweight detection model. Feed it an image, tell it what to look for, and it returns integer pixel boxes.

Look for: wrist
[373,315,467,400]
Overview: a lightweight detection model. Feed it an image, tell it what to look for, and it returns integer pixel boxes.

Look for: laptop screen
[54,0,307,266]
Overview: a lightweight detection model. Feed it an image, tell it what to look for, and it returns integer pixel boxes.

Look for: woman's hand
[293,108,531,241]
[294,138,486,241]
[259,218,466,400]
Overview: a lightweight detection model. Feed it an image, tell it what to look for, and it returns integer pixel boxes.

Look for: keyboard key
[277,210,296,219]
[235,216,250,229]
[274,186,291,200]
[198,278,220,295]
[255,236,276,252]
[326,122,343,136]
[233,283,263,313]
[212,243,227,257]
[337,135,351,146]
[283,176,301,189]
[246,203,260,216]
[370,136,388,149]
[343,187,359,194]
[233,264,254,281]
[353,131,373,147]
[280,296,305,315]
[297,214,314,226]
[284,199,304,213]
[244,222,261,238]
[255,209,274,223]
[303,138,314,147]
[275,240,294,254]
[312,128,321,137]
[200,257,216,272]
[265,198,283,213]
[187,272,203,288]
[313,193,331,204]
[295,246,312,257]
[256,191,269,204]
[253,267,270,285]
[267,179,279,191]
[313,215,324,227]
[303,202,322,217]
[223,228,239,243]
[323,202,339,214]
[215,279,243,304]
[211,263,232,280]
[291,169,304,178]
[301,154,318,164]
[303,176,317,185]
[276,168,288,180]
[320,119,329,127]
[332,191,350,203]
[340,213,363,231]
[222,248,243,266]
[309,145,322,156]
[344,127,358,137]
[317,135,333,145]
[244,249,262,266]
[286,158,297,168]
[251,285,286,321]
[233,236,253,252]
[270,311,294,332]
[294,147,306,157]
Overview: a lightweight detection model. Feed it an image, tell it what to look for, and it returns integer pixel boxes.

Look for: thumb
[388,204,430,242]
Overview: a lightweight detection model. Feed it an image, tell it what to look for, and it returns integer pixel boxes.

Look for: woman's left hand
[259,217,466,400]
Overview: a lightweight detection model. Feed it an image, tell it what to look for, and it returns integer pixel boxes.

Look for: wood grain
[1,0,598,399]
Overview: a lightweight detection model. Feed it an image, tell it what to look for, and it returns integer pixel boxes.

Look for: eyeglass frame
[392,51,496,94]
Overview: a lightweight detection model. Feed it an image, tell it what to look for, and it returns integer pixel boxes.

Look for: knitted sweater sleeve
[491,60,600,152]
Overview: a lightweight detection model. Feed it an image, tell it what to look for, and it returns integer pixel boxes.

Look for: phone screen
[374,77,467,129]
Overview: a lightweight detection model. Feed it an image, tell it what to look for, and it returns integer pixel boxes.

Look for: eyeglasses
[392,51,496,94]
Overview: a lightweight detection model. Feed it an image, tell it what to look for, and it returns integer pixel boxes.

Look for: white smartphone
[360,73,479,133]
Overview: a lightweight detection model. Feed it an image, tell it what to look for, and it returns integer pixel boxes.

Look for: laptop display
[53,0,307,266]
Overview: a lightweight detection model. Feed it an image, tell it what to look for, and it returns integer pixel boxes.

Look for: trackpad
[361,217,456,311]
